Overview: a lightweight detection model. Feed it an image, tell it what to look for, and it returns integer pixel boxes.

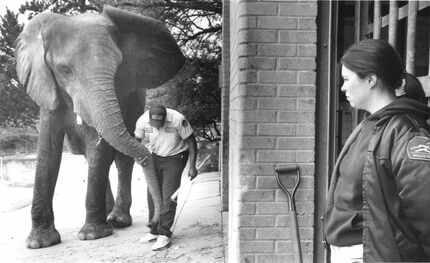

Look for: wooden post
[220,0,230,212]
[428,31,430,76]
[406,1,417,74]
[373,0,381,39]
[389,0,398,46]
[360,1,369,39]
[354,1,361,43]
[352,1,360,126]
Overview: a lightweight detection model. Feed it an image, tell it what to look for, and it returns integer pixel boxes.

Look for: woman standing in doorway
[324,39,430,262]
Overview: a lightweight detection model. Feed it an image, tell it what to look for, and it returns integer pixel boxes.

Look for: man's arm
[134,113,146,140]
[185,134,198,180]
[134,113,148,166]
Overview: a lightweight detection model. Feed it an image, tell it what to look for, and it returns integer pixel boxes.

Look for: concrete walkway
[0,153,224,263]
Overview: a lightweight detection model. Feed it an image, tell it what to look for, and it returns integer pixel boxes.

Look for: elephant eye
[58,64,74,77]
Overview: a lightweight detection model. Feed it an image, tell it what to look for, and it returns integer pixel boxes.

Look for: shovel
[274,166,303,263]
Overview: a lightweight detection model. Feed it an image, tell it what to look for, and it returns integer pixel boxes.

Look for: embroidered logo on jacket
[407,136,430,161]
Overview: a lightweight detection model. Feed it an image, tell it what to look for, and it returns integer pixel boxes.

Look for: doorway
[315,1,430,263]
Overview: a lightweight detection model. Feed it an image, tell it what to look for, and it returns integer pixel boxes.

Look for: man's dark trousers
[147,151,188,237]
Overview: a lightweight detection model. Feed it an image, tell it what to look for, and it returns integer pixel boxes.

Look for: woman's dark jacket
[324,98,430,262]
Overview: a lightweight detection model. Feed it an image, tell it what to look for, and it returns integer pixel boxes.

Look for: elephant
[15,5,185,249]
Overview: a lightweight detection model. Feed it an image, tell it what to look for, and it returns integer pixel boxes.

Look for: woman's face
[341,65,371,110]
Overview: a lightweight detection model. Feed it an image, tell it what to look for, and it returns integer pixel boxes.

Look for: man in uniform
[134,105,197,251]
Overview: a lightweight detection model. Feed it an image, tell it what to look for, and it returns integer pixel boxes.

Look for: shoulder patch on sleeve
[407,136,430,161]
[182,119,189,127]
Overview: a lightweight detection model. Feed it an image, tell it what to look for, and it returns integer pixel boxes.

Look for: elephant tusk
[96,134,103,146]
[76,114,83,125]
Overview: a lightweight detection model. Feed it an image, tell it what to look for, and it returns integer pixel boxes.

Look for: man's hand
[188,166,198,180]
[135,155,149,167]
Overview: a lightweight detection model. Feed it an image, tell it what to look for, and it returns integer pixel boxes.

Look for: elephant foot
[107,207,132,228]
[77,222,113,240]
[26,225,61,249]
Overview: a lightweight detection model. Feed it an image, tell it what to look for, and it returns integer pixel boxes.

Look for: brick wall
[227,1,318,262]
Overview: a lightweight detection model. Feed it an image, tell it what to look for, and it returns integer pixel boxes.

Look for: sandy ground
[0,153,224,263]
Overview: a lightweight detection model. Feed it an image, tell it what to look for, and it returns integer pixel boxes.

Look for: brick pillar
[228,1,318,262]
[220,0,230,212]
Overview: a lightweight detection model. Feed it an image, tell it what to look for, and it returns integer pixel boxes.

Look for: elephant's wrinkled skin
[15,6,185,249]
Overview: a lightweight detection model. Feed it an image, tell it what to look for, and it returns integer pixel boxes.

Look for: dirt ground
[0,154,224,263]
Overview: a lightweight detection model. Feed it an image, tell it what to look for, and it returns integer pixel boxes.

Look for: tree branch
[184,25,221,43]
[121,0,222,15]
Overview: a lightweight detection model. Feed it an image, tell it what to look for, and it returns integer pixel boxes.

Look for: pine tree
[0,8,39,128]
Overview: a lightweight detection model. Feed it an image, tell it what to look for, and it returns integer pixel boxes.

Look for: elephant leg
[105,179,114,216]
[78,138,114,240]
[107,152,133,228]
[26,109,65,249]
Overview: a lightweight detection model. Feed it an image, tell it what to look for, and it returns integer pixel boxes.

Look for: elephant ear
[102,5,185,90]
[15,13,62,110]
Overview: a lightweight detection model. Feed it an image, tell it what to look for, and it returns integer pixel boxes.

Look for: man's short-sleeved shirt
[134,108,193,157]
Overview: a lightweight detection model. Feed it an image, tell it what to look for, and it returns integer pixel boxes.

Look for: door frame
[315,1,339,262]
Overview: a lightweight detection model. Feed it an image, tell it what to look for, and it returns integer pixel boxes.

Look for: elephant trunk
[88,85,146,159]
[141,157,161,224]
[85,79,161,224]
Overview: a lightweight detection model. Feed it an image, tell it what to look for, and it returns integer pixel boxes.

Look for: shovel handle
[274,167,298,174]
[274,166,300,207]
[275,166,303,263]
[290,210,303,263]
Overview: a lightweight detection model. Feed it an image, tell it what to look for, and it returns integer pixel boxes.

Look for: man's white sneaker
[139,233,158,243]
[151,235,171,251]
